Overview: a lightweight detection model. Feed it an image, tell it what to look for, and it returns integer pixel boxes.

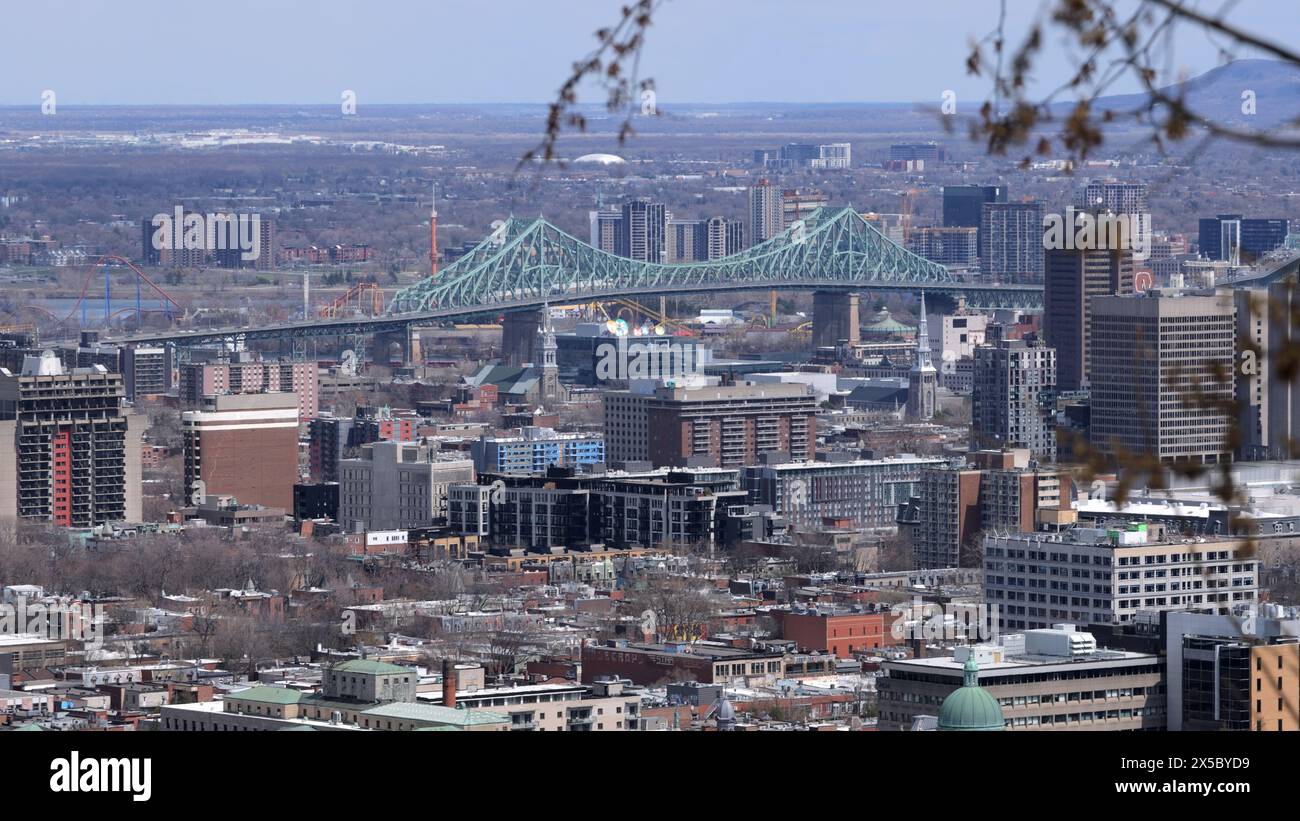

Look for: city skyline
[2,0,1300,784]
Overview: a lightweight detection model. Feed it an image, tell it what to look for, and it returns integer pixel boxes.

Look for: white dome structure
[573,153,627,166]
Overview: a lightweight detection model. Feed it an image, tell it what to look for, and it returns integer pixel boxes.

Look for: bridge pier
[812,291,860,349]
[372,325,421,367]
[501,310,541,366]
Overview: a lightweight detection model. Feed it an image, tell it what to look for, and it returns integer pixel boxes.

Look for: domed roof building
[573,153,627,166]
[937,656,1004,731]
[862,307,915,339]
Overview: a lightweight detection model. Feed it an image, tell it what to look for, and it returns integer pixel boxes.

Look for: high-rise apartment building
[338,441,474,533]
[589,207,622,254]
[665,219,704,263]
[980,201,1045,282]
[603,382,818,468]
[943,185,1005,252]
[972,337,1057,461]
[862,212,911,245]
[665,217,743,262]
[141,214,206,268]
[907,226,978,267]
[183,392,300,510]
[120,345,174,401]
[615,198,667,262]
[748,180,785,246]
[704,216,744,259]
[928,311,989,363]
[1044,246,1134,391]
[179,359,318,420]
[0,353,143,526]
[141,212,275,270]
[1090,290,1235,465]
[911,450,1068,569]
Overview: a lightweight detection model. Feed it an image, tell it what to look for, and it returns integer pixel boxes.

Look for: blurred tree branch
[519,0,661,171]
[968,0,1300,163]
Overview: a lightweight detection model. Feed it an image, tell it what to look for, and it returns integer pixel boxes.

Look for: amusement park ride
[16,259,395,338]
[18,256,185,331]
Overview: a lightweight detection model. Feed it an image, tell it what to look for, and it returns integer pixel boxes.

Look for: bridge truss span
[388,206,1042,314]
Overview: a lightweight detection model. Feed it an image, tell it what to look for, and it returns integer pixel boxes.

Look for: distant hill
[1091,58,1300,130]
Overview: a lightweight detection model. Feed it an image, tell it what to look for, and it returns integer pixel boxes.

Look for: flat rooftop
[162,700,365,730]
[589,642,774,660]
[888,648,1156,676]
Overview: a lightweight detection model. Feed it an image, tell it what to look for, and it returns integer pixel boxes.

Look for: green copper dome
[937,656,1005,731]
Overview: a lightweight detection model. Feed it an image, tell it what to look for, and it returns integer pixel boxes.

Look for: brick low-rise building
[776,606,896,658]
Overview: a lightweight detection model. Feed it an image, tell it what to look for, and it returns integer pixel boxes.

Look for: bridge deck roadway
[100,280,1044,347]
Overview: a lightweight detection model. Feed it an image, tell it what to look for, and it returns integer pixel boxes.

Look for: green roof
[331,659,412,676]
[229,686,304,705]
[937,657,1005,731]
[863,309,914,335]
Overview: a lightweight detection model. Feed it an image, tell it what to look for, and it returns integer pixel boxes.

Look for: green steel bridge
[388,205,1043,314]
[104,206,1042,353]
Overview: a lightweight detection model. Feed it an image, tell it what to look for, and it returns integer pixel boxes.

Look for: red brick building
[182,393,300,510]
[778,608,896,658]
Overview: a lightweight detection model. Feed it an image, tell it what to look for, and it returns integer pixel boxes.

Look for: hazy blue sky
[1,0,1291,105]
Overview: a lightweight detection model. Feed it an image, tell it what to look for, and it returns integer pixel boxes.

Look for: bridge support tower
[501,310,541,366]
[812,291,860,350]
[372,325,422,367]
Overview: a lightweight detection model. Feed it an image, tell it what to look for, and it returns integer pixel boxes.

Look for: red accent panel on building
[51,429,71,526]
